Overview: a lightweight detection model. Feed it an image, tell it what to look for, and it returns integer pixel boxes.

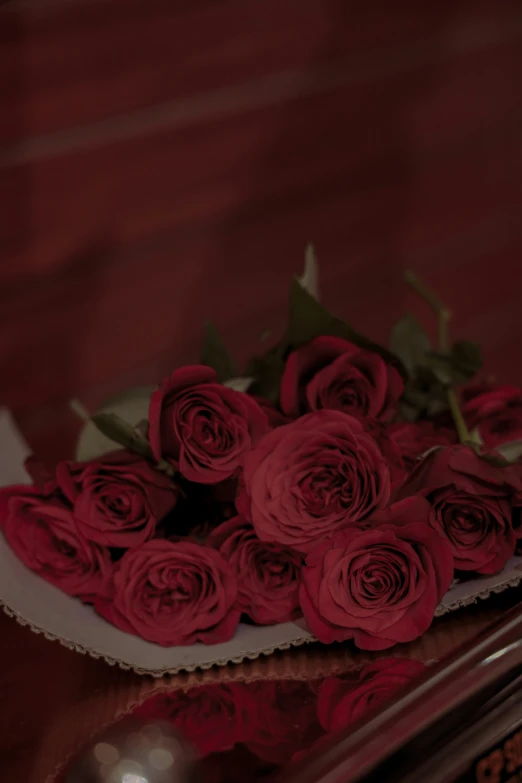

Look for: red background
[1,0,521,462]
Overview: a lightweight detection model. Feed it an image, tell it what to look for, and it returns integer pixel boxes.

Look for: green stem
[447,387,471,444]
[404,270,470,445]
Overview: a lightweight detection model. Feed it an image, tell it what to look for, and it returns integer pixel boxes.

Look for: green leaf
[200,321,238,382]
[287,277,406,376]
[75,386,155,461]
[246,348,287,403]
[91,412,154,460]
[424,340,482,386]
[389,314,431,378]
[452,340,482,376]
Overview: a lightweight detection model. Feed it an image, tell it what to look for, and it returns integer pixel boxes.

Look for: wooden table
[2,588,522,783]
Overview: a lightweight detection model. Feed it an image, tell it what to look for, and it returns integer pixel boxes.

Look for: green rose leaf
[287,277,406,377]
[389,313,431,378]
[201,321,238,382]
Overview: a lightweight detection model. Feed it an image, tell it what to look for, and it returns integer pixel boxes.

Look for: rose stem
[403,270,471,445]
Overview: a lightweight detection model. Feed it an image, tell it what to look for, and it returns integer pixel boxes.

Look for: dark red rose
[364,419,406,492]
[317,658,426,733]
[250,396,293,428]
[280,336,403,421]
[208,515,302,624]
[387,420,456,470]
[0,485,111,601]
[299,497,453,649]
[95,539,240,645]
[149,365,269,484]
[398,445,517,574]
[513,486,522,554]
[238,410,391,552]
[133,683,256,756]
[56,451,179,548]
[244,680,323,764]
[462,384,522,447]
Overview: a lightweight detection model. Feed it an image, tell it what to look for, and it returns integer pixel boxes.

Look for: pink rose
[398,445,517,574]
[95,539,240,645]
[299,497,453,649]
[208,515,302,624]
[56,451,179,548]
[239,410,391,552]
[317,658,426,733]
[462,384,522,447]
[0,485,110,601]
[387,420,456,470]
[280,336,403,421]
[149,366,268,484]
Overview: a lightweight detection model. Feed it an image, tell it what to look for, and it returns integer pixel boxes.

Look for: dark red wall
[1,0,521,461]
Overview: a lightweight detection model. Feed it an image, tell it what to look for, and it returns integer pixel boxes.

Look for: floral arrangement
[2,250,522,652]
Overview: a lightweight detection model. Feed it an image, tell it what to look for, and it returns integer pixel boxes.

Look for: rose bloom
[133,683,256,756]
[387,420,456,470]
[56,451,179,548]
[299,496,453,650]
[280,336,403,421]
[462,383,522,447]
[244,680,323,765]
[250,395,293,428]
[398,445,517,574]
[148,365,268,484]
[208,515,302,624]
[0,484,110,601]
[239,410,391,552]
[95,539,240,645]
[364,419,406,492]
[317,658,426,733]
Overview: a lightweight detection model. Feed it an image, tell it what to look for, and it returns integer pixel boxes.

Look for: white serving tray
[1,409,521,677]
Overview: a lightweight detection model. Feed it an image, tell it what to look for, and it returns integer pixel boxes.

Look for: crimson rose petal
[149,365,269,484]
[208,515,302,624]
[398,445,517,574]
[95,539,240,646]
[56,450,179,548]
[239,410,391,552]
[299,497,453,649]
[0,485,111,601]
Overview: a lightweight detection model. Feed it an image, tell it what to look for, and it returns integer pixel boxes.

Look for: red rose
[56,451,179,548]
[387,421,456,470]
[133,683,255,756]
[0,485,110,601]
[364,419,406,492]
[398,445,517,574]
[299,497,453,649]
[317,658,426,733]
[280,336,403,421]
[244,680,323,764]
[148,366,268,484]
[208,515,302,624]
[239,410,391,552]
[96,539,240,645]
[250,396,293,428]
[462,384,522,447]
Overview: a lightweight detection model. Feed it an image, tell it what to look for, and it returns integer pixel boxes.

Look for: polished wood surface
[1,588,522,782]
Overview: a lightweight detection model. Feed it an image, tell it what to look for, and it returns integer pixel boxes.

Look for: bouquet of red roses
[2,250,522,653]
